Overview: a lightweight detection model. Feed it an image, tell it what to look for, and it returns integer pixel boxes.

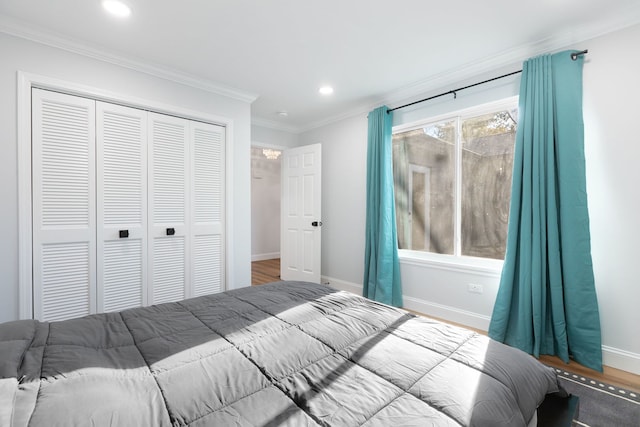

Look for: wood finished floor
[538,355,640,394]
[252,259,640,393]
[251,258,281,285]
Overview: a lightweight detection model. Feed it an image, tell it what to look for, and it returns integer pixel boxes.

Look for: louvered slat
[97,102,147,313]
[102,110,144,225]
[103,240,143,312]
[32,89,96,321]
[190,122,225,296]
[148,113,188,305]
[152,121,185,224]
[193,235,222,296]
[41,242,91,321]
[193,128,223,224]
[152,237,185,303]
[40,99,91,228]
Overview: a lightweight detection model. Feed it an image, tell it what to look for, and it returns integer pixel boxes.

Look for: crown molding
[293,8,640,134]
[8,5,634,133]
[295,104,373,134]
[0,15,259,104]
[384,12,640,109]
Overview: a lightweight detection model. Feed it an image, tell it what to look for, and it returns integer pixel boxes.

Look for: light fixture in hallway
[262,148,281,160]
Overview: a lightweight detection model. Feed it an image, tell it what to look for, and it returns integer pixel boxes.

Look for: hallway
[251,258,280,285]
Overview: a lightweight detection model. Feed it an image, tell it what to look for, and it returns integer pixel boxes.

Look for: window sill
[398,250,503,277]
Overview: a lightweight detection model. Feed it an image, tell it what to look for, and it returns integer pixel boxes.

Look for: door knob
[166,227,175,236]
[119,230,129,238]
[311,221,322,227]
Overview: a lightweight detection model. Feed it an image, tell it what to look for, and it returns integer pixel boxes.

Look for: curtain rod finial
[571,49,588,60]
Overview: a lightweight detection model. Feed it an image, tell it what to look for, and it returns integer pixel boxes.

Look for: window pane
[393,120,455,254]
[461,110,516,259]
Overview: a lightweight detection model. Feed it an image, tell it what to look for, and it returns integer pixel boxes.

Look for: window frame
[392,96,518,274]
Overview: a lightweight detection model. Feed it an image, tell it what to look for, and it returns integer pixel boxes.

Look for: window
[392,99,517,261]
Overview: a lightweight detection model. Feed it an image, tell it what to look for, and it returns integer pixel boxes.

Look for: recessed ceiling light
[276,111,289,117]
[102,0,131,18]
[319,86,334,95]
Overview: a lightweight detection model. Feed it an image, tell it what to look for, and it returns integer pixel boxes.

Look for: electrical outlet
[468,283,483,294]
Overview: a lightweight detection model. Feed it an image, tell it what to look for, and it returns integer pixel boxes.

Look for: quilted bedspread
[0,281,562,426]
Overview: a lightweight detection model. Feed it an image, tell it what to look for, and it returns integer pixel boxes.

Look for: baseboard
[402,295,492,332]
[320,276,491,330]
[251,252,280,262]
[320,275,362,295]
[602,345,640,376]
[320,275,640,375]
[402,298,640,375]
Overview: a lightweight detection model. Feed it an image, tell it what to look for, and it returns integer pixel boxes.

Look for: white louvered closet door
[190,122,225,296]
[148,112,189,304]
[97,102,147,312]
[32,89,97,321]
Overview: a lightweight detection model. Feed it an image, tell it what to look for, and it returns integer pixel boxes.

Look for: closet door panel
[32,89,96,321]
[152,237,186,303]
[148,113,189,304]
[31,90,227,318]
[193,235,222,296]
[97,102,147,312]
[191,122,225,296]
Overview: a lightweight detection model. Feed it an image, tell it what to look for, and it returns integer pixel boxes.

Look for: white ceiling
[1,0,639,133]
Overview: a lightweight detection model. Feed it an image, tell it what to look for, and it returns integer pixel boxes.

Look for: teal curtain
[488,51,602,372]
[363,106,403,307]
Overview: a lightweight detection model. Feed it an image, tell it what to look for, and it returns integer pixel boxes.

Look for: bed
[0,281,565,426]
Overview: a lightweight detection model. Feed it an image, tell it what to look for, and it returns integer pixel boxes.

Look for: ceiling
[1,0,639,133]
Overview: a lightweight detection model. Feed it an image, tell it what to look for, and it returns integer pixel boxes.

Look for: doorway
[250,145,282,284]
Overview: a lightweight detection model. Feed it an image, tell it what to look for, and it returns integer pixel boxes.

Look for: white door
[32,89,97,321]
[280,144,322,282]
[96,102,148,312]
[190,121,225,296]
[31,90,227,320]
[148,113,189,304]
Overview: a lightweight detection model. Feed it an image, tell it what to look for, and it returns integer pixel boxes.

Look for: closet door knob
[119,230,129,238]
[166,227,175,236]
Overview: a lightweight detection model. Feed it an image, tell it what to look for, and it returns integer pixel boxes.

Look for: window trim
[392,96,518,134]
[399,250,504,276]
[392,96,518,271]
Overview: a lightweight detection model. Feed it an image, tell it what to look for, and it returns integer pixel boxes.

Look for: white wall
[300,24,640,374]
[299,115,369,288]
[0,32,253,322]
[581,24,640,373]
[252,124,300,149]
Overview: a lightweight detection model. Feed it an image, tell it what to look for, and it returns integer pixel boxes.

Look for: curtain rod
[387,49,588,114]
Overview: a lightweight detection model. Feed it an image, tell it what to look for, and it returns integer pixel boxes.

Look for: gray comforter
[0,281,562,426]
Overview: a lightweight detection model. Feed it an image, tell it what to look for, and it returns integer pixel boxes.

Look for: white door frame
[17,71,235,319]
